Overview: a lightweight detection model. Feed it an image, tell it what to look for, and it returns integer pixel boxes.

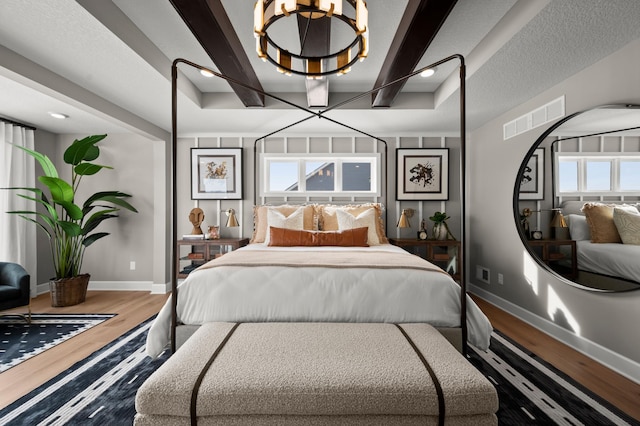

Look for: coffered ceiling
[0,0,639,139]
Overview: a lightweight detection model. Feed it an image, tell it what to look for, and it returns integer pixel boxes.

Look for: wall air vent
[504,96,565,140]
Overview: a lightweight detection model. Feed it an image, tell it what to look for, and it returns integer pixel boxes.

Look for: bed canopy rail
[170,54,467,353]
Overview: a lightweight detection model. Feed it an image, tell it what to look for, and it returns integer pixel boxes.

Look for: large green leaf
[83,232,109,247]
[10,145,58,178]
[82,209,118,234]
[74,163,112,176]
[39,176,74,204]
[84,191,137,212]
[57,221,82,236]
[63,134,106,165]
[5,187,58,222]
[58,200,83,221]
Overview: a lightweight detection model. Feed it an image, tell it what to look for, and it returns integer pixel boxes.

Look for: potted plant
[429,211,455,240]
[4,134,137,306]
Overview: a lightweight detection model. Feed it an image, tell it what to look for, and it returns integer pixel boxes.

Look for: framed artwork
[191,148,243,200]
[519,148,544,200]
[396,148,449,200]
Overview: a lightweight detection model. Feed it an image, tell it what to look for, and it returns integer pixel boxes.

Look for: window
[261,153,380,197]
[556,153,640,196]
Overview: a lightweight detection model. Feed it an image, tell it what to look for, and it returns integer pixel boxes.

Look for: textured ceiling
[0,0,639,138]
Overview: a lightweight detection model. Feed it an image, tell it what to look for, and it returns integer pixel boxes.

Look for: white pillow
[336,207,380,245]
[613,207,640,245]
[264,207,305,245]
[567,214,591,241]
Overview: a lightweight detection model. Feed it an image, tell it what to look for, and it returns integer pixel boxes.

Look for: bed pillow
[613,207,640,245]
[335,207,383,245]
[250,204,315,243]
[567,214,591,241]
[581,203,632,243]
[268,227,369,247]
[263,207,305,245]
[320,203,388,244]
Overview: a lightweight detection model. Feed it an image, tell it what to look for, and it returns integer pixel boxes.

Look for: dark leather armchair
[0,262,31,323]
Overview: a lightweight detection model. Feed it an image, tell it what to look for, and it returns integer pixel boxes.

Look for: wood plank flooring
[473,296,640,421]
[0,291,638,422]
[0,291,168,409]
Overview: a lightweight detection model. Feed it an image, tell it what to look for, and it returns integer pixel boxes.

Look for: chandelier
[254,0,369,78]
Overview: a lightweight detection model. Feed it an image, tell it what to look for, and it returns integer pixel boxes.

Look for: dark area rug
[1,320,637,425]
[0,314,115,373]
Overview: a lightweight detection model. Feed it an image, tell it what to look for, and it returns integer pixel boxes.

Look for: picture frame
[191,148,243,200]
[396,148,449,200]
[519,148,544,200]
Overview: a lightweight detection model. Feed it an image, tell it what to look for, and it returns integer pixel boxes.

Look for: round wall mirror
[513,104,640,292]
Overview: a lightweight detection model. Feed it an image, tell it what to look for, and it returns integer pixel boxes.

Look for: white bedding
[146,244,492,358]
[576,240,640,283]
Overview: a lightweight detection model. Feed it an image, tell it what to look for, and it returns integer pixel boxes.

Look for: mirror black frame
[512,103,640,292]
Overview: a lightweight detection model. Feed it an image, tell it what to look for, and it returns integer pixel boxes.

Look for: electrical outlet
[498,273,504,285]
[476,265,490,284]
[130,261,136,270]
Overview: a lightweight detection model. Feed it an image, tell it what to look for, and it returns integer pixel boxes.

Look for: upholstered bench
[135,322,498,425]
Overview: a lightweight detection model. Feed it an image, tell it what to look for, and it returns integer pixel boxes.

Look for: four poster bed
[136,55,498,425]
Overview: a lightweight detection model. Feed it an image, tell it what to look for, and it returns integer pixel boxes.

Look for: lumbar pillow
[264,206,305,245]
[268,227,369,247]
[336,207,380,245]
[613,207,640,245]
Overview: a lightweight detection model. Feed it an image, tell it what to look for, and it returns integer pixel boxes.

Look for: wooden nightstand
[527,239,577,280]
[176,237,249,279]
[389,238,461,282]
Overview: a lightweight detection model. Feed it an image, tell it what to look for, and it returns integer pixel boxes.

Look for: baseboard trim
[469,284,640,385]
[36,280,161,295]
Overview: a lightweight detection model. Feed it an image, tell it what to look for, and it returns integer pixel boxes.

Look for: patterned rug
[0,314,115,373]
[0,320,637,425]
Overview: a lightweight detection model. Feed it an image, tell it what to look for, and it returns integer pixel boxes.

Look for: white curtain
[0,122,37,295]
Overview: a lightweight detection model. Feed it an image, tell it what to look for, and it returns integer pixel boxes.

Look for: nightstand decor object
[418,219,428,240]
[189,207,205,235]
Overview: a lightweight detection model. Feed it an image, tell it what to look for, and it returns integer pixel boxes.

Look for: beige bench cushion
[136,322,497,422]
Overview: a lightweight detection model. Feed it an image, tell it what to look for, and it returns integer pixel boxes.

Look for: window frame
[260,153,381,197]
[555,152,640,196]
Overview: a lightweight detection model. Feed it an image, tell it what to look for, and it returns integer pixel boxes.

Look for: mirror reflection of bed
[515,104,640,292]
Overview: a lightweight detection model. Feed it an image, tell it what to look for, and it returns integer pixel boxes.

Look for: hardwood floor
[0,291,168,409]
[0,291,638,422]
[473,296,640,421]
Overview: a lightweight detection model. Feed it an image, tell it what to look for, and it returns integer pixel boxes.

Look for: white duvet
[577,240,640,283]
[146,244,492,358]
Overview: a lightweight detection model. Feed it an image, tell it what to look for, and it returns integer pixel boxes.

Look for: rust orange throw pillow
[268,226,369,247]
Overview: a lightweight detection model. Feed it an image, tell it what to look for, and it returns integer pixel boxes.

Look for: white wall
[468,39,640,382]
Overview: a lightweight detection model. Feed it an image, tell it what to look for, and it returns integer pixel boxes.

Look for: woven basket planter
[49,274,90,307]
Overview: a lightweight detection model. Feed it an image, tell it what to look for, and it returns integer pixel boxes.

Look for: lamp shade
[397,209,411,228]
[225,209,239,227]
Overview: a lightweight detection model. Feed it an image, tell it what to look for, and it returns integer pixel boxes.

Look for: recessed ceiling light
[49,112,68,119]
[200,69,214,78]
[420,68,436,78]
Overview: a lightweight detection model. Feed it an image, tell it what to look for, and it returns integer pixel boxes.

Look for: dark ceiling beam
[297,14,331,108]
[169,0,265,107]
[371,0,458,108]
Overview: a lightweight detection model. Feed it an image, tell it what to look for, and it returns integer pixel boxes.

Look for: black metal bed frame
[170,54,467,354]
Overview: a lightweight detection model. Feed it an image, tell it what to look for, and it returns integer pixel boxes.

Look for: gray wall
[175,135,462,243]
[468,38,640,378]
[34,133,159,285]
